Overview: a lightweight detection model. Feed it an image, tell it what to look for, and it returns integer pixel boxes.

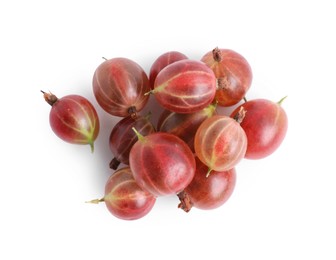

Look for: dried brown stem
[109,158,121,170]
[41,90,58,106]
[212,47,222,62]
[233,106,247,124]
[177,191,193,212]
[128,106,138,119]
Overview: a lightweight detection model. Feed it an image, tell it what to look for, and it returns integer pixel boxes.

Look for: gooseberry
[109,114,155,170]
[87,167,156,220]
[194,111,247,175]
[178,157,236,212]
[129,130,196,197]
[150,59,217,113]
[230,97,288,159]
[157,103,216,151]
[92,57,150,117]
[201,47,252,107]
[42,91,100,152]
[149,51,188,89]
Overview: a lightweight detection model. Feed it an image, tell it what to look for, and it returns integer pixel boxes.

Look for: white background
[1,0,335,259]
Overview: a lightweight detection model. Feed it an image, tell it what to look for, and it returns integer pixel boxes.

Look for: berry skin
[42,91,99,152]
[129,131,196,197]
[230,98,288,159]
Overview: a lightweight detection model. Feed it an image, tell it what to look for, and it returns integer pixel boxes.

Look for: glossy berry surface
[157,103,216,151]
[152,59,217,113]
[109,115,155,169]
[88,167,156,220]
[178,157,236,211]
[92,57,150,117]
[129,131,196,197]
[230,98,288,159]
[194,114,247,173]
[42,91,100,152]
[201,47,252,107]
[149,51,188,89]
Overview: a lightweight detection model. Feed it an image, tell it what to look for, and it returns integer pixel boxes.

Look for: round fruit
[151,59,217,113]
[86,167,156,221]
[92,57,150,117]
[178,157,236,212]
[109,114,155,169]
[194,113,247,175]
[230,97,288,159]
[129,130,196,197]
[157,103,216,151]
[201,47,252,107]
[42,91,100,152]
[149,51,188,89]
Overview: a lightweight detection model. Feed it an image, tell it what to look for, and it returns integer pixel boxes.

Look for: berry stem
[132,127,146,142]
[233,107,247,124]
[109,157,121,170]
[85,198,105,204]
[204,102,217,117]
[212,47,222,62]
[41,90,58,106]
[277,96,288,105]
[144,90,153,96]
[128,106,138,119]
[89,141,95,153]
[206,167,212,178]
[177,191,193,212]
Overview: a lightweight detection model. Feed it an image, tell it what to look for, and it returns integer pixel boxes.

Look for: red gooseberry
[194,111,247,175]
[150,59,217,113]
[129,130,196,197]
[157,103,216,151]
[86,167,156,221]
[92,57,150,117]
[109,114,155,170]
[178,157,236,212]
[230,97,288,159]
[201,47,252,107]
[42,91,100,152]
[149,51,188,89]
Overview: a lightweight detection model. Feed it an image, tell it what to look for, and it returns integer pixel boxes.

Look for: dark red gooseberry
[109,114,155,170]
[157,103,216,151]
[178,157,236,212]
[151,59,217,113]
[92,57,150,117]
[194,113,247,175]
[42,91,100,152]
[201,47,252,107]
[149,51,188,89]
[230,97,288,159]
[87,167,156,221]
[129,130,196,197]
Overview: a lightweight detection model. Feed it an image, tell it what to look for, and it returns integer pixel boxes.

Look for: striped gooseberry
[194,111,247,175]
[150,59,217,113]
[157,103,216,151]
[92,57,150,117]
[129,130,196,197]
[149,51,188,89]
[201,47,252,107]
[230,97,288,159]
[42,91,100,152]
[178,157,236,212]
[87,167,156,220]
[109,114,155,170]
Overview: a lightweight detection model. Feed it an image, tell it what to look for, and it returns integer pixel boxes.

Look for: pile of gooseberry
[42,47,288,220]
